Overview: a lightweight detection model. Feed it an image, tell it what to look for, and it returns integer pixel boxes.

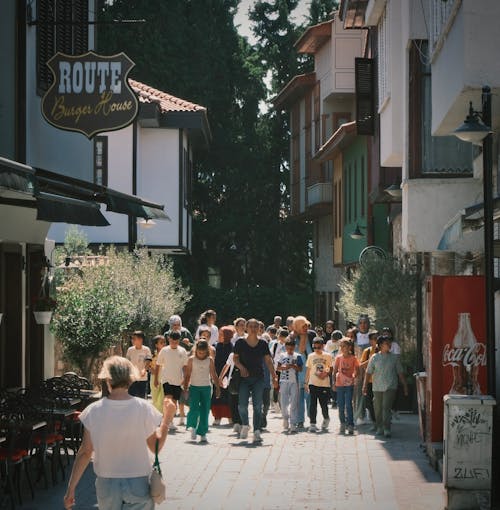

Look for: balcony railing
[306,182,332,208]
[430,0,461,58]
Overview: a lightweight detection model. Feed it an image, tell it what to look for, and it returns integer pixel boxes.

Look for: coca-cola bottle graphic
[448,313,481,395]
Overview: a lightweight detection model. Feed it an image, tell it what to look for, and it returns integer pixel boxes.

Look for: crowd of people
[124,310,408,444]
[64,309,409,509]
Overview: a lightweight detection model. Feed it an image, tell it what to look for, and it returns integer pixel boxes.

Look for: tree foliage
[51,247,190,378]
[95,0,337,314]
[338,257,417,343]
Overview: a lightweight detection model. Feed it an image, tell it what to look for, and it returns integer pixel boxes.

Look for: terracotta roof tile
[128,79,206,113]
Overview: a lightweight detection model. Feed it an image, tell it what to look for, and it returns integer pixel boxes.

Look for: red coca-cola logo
[442,343,487,367]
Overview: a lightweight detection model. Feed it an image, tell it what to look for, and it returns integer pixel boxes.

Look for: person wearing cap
[164,314,194,352]
[363,335,408,438]
[304,337,333,433]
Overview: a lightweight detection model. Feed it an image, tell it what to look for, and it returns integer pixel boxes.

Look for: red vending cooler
[425,276,487,442]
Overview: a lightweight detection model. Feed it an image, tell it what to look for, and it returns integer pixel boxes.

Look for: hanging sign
[41,51,139,139]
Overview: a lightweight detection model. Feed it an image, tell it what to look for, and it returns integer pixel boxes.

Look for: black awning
[36,193,110,226]
[0,157,36,194]
[35,168,169,220]
[105,189,169,220]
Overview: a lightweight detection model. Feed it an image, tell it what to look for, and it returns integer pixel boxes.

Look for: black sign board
[41,51,139,139]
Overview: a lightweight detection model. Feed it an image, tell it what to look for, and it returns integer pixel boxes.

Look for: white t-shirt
[356,332,370,348]
[156,346,188,385]
[325,339,339,355]
[126,346,152,382]
[390,341,401,355]
[79,397,161,478]
[276,351,303,383]
[195,324,219,346]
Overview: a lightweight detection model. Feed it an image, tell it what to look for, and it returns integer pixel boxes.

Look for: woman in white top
[63,356,175,510]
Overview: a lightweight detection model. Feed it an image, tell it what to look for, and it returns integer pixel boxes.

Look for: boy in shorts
[155,330,188,430]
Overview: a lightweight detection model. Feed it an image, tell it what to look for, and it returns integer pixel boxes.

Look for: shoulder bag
[150,439,166,504]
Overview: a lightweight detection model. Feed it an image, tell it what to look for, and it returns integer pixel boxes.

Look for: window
[93,136,107,186]
[377,3,390,108]
[37,0,89,93]
[409,40,473,176]
[355,58,375,135]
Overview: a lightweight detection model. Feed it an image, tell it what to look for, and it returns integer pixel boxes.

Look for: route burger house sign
[41,52,138,138]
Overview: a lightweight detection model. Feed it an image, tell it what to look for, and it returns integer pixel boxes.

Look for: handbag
[150,439,166,504]
[228,367,241,395]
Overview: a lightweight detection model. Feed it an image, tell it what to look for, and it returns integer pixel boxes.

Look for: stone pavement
[17,408,444,510]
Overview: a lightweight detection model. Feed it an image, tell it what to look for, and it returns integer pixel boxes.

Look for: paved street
[17,408,444,510]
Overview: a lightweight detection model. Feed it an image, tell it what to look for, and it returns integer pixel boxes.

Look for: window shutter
[37,0,55,92]
[73,0,89,55]
[56,0,72,53]
[355,57,375,136]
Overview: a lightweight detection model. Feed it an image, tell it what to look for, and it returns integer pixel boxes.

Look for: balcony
[305,182,332,218]
[430,0,500,135]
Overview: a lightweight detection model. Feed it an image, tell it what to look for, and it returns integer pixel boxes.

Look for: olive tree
[51,246,191,379]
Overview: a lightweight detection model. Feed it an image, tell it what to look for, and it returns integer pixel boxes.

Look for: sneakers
[339,423,346,435]
[321,418,330,431]
[200,435,208,443]
[384,429,391,438]
[253,430,262,443]
[179,417,185,426]
[347,425,354,435]
[213,418,221,426]
[282,418,289,430]
[190,428,197,441]
[375,428,384,436]
[168,422,178,431]
[309,424,318,433]
[290,424,298,433]
[240,425,249,440]
[233,423,242,434]
[355,418,365,426]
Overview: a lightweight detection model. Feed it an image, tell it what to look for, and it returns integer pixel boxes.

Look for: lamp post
[452,85,497,507]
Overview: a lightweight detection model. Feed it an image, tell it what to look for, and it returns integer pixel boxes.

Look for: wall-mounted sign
[41,51,139,139]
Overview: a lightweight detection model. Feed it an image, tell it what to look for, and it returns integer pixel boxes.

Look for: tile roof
[273,73,317,110]
[128,79,206,113]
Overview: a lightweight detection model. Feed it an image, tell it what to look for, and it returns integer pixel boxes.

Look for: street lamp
[350,224,366,240]
[452,85,497,505]
[451,86,496,399]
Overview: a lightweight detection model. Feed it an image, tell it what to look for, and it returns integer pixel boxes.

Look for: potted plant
[32,295,57,324]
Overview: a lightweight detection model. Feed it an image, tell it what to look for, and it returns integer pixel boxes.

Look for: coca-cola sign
[41,52,138,139]
[442,343,487,368]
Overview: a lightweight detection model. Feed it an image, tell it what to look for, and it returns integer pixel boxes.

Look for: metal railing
[306,182,333,207]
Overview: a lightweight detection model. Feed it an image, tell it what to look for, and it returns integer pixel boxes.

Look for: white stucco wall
[431,0,500,135]
[401,178,483,252]
[48,125,133,243]
[379,0,403,167]
[137,128,181,247]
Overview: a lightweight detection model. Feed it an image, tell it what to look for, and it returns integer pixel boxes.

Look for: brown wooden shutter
[355,58,375,136]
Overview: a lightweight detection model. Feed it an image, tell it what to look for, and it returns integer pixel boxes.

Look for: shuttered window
[377,3,389,108]
[355,58,375,135]
[37,0,89,94]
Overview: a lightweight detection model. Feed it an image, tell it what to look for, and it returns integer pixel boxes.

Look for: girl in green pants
[184,340,220,442]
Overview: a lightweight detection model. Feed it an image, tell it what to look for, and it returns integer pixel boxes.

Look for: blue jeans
[95,476,153,510]
[297,386,310,424]
[336,385,354,427]
[238,376,265,431]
